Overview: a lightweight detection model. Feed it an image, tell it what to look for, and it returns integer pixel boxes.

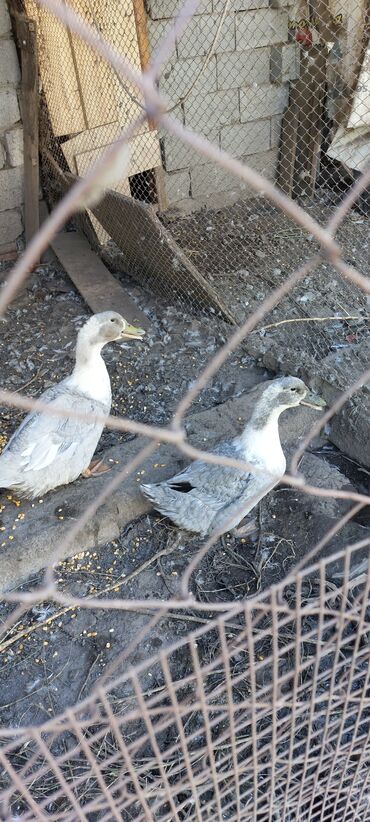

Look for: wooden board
[48,166,234,322]
[91,189,235,322]
[16,15,40,248]
[51,229,149,329]
[24,0,146,135]
[24,0,85,135]
[62,126,162,244]
[62,126,161,179]
[347,43,370,129]
[276,102,299,196]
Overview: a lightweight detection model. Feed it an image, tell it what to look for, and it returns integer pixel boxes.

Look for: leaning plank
[91,189,235,322]
[54,170,234,322]
[51,229,149,329]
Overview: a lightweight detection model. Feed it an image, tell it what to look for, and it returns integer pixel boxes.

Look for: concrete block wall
[147,0,299,209]
[0,0,23,250]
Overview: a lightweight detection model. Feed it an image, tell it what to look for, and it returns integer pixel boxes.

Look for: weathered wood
[276,102,299,196]
[51,229,149,329]
[24,0,85,135]
[0,241,18,262]
[49,167,234,322]
[16,15,40,248]
[91,189,235,322]
[294,48,326,196]
[132,0,168,210]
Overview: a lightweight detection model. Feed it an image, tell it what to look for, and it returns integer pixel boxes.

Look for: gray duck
[141,376,324,538]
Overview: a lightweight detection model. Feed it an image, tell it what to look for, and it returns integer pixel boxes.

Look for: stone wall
[0,0,23,254]
[147,1,299,211]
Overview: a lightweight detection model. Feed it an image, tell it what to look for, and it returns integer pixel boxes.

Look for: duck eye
[290,387,298,392]
[110,318,116,323]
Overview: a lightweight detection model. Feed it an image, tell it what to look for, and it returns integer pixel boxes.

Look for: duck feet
[81,459,111,478]
[231,519,257,538]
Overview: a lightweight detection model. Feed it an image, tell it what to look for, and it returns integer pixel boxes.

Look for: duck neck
[239,406,284,468]
[69,336,111,405]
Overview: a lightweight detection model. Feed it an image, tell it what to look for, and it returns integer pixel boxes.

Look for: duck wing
[141,440,258,534]
[2,382,108,474]
[163,440,251,503]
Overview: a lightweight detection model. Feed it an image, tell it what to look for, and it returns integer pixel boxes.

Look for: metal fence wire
[25,0,370,448]
[1,0,370,818]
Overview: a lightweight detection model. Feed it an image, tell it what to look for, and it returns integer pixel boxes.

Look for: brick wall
[0,0,23,253]
[147,0,299,210]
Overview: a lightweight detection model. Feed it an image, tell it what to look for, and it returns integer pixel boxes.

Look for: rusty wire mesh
[0,0,370,818]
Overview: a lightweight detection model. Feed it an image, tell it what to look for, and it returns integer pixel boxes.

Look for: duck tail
[140,482,167,509]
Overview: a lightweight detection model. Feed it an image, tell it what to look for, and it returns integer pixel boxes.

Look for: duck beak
[121,324,146,341]
[301,391,327,411]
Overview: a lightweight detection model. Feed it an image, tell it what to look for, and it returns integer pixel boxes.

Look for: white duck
[0,311,145,498]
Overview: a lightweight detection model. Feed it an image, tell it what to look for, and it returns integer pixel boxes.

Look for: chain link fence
[23,0,370,462]
[1,0,370,818]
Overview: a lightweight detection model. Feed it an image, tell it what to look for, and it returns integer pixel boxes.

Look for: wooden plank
[16,15,40,248]
[290,48,326,197]
[0,241,18,262]
[24,0,85,135]
[50,168,234,322]
[347,43,370,128]
[301,48,326,194]
[50,229,149,329]
[61,124,159,177]
[91,189,235,322]
[75,132,161,178]
[132,0,168,209]
[276,102,299,196]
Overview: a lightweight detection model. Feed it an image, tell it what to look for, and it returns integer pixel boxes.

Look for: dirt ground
[163,196,370,386]
[0,198,369,814]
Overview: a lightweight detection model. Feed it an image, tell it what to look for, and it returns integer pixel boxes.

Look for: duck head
[80,311,146,346]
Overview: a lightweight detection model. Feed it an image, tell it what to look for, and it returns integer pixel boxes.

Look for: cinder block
[0,166,23,210]
[270,43,299,83]
[164,169,190,202]
[184,89,239,135]
[148,0,211,20]
[0,89,20,130]
[221,119,270,156]
[282,42,300,81]
[176,14,235,59]
[0,142,5,169]
[162,132,219,171]
[217,47,270,90]
[270,45,282,83]
[4,127,23,167]
[0,208,22,245]
[160,55,217,106]
[190,147,278,196]
[190,162,240,197]
[0,0,11,36]
[236,9,288,49]
[240,83,288,121]
[214,0,268,11]
[0,40,20,85]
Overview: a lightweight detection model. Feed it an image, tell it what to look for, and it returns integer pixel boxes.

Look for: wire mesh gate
[1,541,369,821]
